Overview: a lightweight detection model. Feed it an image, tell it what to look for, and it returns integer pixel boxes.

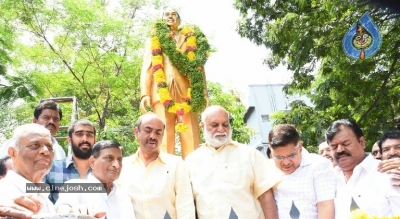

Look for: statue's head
[163,8,181,31]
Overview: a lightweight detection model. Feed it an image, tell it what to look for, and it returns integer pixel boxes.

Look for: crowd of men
[0,100,399,219]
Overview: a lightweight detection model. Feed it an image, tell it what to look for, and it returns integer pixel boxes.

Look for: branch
[99,91,111,130]
[357,53,400,123]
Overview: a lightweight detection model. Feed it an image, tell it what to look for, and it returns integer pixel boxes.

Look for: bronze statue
[140,8,210,158]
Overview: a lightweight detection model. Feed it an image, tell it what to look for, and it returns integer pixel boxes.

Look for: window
[261,114,269,122]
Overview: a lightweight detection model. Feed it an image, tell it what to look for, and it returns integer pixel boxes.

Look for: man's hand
[378,158,400,186]
[378,158,400,173]
[140,96,151,114]
[58,204,106,218]
[0,194,42,219]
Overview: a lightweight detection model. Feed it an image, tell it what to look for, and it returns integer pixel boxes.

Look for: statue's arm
[139,39,154,113]
[140,39,153,100]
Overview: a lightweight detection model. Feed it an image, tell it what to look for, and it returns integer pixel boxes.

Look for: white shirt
[334,154,400,218]
[55,174,136,219]
[0,170,55,215]
[0,137,66,160]
[273,153,336,219]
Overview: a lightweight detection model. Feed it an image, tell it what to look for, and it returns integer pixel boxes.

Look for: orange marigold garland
[150,20,210,133]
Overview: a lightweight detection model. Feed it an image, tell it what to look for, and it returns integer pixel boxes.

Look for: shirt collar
[299,152,311,167]
[65,154,75,168]
[87,174,117,195]
[132,148,166,164]
[203,140,236,151]
[334,153,378,174]
[51,137,58,145]
[5,170,34,193]
[354,154,378,174]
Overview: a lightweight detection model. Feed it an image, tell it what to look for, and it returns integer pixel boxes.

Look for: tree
[0,0,168,155]
[0,1,40,103]
[0,0,255,155]
[235,0,400,150]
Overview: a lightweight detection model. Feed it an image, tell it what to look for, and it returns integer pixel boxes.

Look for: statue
[139,8,210,158]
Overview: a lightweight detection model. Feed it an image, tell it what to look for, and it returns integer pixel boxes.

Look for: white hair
[11,123,51,149]
[201,105,229,124]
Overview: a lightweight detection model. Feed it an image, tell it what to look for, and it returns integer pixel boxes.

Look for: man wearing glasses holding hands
[268,124,335,219]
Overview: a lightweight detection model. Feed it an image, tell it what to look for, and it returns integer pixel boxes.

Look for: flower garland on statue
[151,20,211,132]
[350,209,400,219]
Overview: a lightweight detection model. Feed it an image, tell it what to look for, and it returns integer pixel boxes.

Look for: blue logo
[342,12,382,59]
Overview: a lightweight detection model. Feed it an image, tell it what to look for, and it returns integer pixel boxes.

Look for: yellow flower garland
[350,209,400,219]
[150,26,198,133]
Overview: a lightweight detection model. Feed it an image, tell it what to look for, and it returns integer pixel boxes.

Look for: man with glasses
[269,124,335,219]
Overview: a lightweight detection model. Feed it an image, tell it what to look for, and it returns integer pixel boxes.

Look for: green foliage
[0,0,169,154]
[236,0,400,151]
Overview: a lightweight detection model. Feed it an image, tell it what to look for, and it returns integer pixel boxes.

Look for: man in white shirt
[55,140,135,219]
[269,124,335,219]
[318,141,337,167]
[0,123,56,216]
[326,119,400,218]
[0,100,66,160]
[370,141,382,160]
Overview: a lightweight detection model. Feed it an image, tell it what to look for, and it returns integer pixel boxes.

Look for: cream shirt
[116,150,195,219]
[54,174,136,219]
[334,154,400,218]
[185,141,283,219]
[0,170,55,215]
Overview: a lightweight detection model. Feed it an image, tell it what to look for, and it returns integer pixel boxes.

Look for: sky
[170,0,293,106]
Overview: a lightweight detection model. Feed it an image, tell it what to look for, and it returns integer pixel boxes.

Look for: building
[244,84,311,156]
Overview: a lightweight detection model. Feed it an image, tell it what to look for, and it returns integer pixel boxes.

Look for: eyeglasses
[272,146,300,162]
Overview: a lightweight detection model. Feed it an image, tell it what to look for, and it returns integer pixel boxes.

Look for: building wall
[244,84,310,155]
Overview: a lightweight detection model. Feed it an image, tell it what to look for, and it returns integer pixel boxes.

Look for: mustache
[78,141,91,147]
[336,151,351,159]
[46,124,56,129]
[388,154,400,160]
[146,139,157,144]
[214,132,228,137]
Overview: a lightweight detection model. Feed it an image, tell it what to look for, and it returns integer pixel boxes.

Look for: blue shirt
[43,154,91,204]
